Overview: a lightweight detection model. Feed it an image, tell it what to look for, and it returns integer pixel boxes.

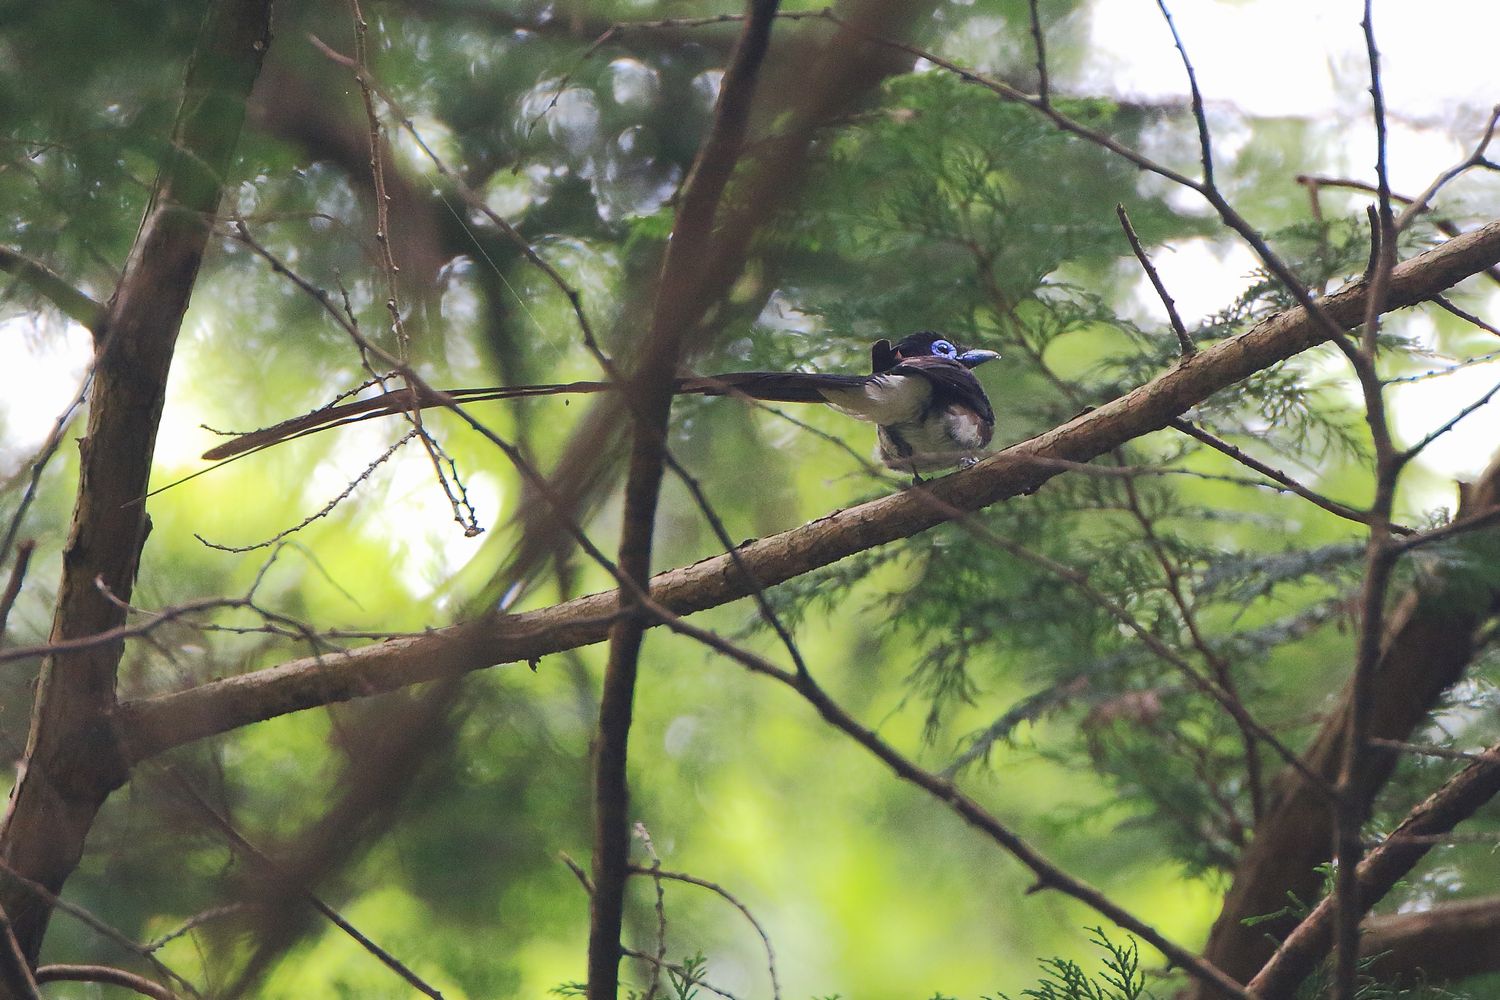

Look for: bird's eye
[931,339,957,357]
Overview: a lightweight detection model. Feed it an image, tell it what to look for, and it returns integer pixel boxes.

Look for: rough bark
[114,219,1500,767]
[0,0,273,969]
[1360,895,1500,983]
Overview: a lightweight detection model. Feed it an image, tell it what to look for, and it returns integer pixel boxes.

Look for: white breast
[877,404,994,472]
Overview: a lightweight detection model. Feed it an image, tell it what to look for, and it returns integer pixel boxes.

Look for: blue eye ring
[931,339,958,357]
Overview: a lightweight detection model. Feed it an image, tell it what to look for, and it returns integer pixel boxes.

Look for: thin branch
[1369,738,1484,763]
[1117,204,1195,357]
[193,429,420,552]
[1025,0,1049,107]
[324,11,482,536]
[1392,504,1500,555]
[631,601,1251,999]
[169,774,447,1000]
[34,964,179,1000]
[1395,375,1500,467]
[0,540,35,640]
[1169,418,1410,534]
[560,852,749,1000]
[1430,293,1500,337]
[1297,173,1500,286]
[0,905,41,1000]
[1394,104,1500,234]
[1333,10,1401,995]
[143,904,250,953]
[0,859,198,999]
[307,32,610,363]
[589,3,781,996]
[0,594,264,665]
[621,949,746,1000]
[1116,466,1262,820]
[627,864,781,1000]
[1152,0,1213,188]
[0,367,92,569]
[633,824,668,1000]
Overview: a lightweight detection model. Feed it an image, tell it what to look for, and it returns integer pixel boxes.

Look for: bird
[200,331,1000,475]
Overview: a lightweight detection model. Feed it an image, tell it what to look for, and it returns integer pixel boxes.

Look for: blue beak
[958,349,1001,369]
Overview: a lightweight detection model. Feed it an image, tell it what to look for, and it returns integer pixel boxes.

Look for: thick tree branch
[0,0,274,968]
[1193,446,1500,993]
[113,218,1500,765]
[1249,744,1500,997]
[1359,894,1500,983]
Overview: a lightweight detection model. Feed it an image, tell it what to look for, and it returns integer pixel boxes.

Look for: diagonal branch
[112,218,1500,765]
[0,247,104,333]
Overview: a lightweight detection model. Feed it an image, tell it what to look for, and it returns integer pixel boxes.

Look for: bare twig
[0,594,256,665]
[630,600,1251,999]
[143,904,250,953]
[1169,418,1411,534]
[1394,104,1500,234]
[34,964,179,1000]
[633,824,668,1000]
[622,949,745,1000]
[1369,738,1484,763]
[561,852,749,1000]
[0,859,198,998]
[1153,0,1213,188]
[1332,9,1401,996]
[0,905,41,1000]
[1116,468,1263,819]
[1430,294,1500,338]
[1392,504,1500,555]
[1395,375,1500,467]
[309,17,484,536]
[1117,204,1195,357]
[0,540,35,640]
[169,773,447,1000]
[0,367,91,568]
[627,864,781,1000]
[194,429,420,552]
[1026,0,1049,106]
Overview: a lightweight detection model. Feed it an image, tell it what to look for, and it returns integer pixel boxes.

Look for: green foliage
[6,0,1500,996]
[994,929,1149,1000]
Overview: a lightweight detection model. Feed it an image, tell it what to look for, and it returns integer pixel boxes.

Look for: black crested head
[891,331,1000,369]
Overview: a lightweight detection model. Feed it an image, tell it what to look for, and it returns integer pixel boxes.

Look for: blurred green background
[3,0,1499,996]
